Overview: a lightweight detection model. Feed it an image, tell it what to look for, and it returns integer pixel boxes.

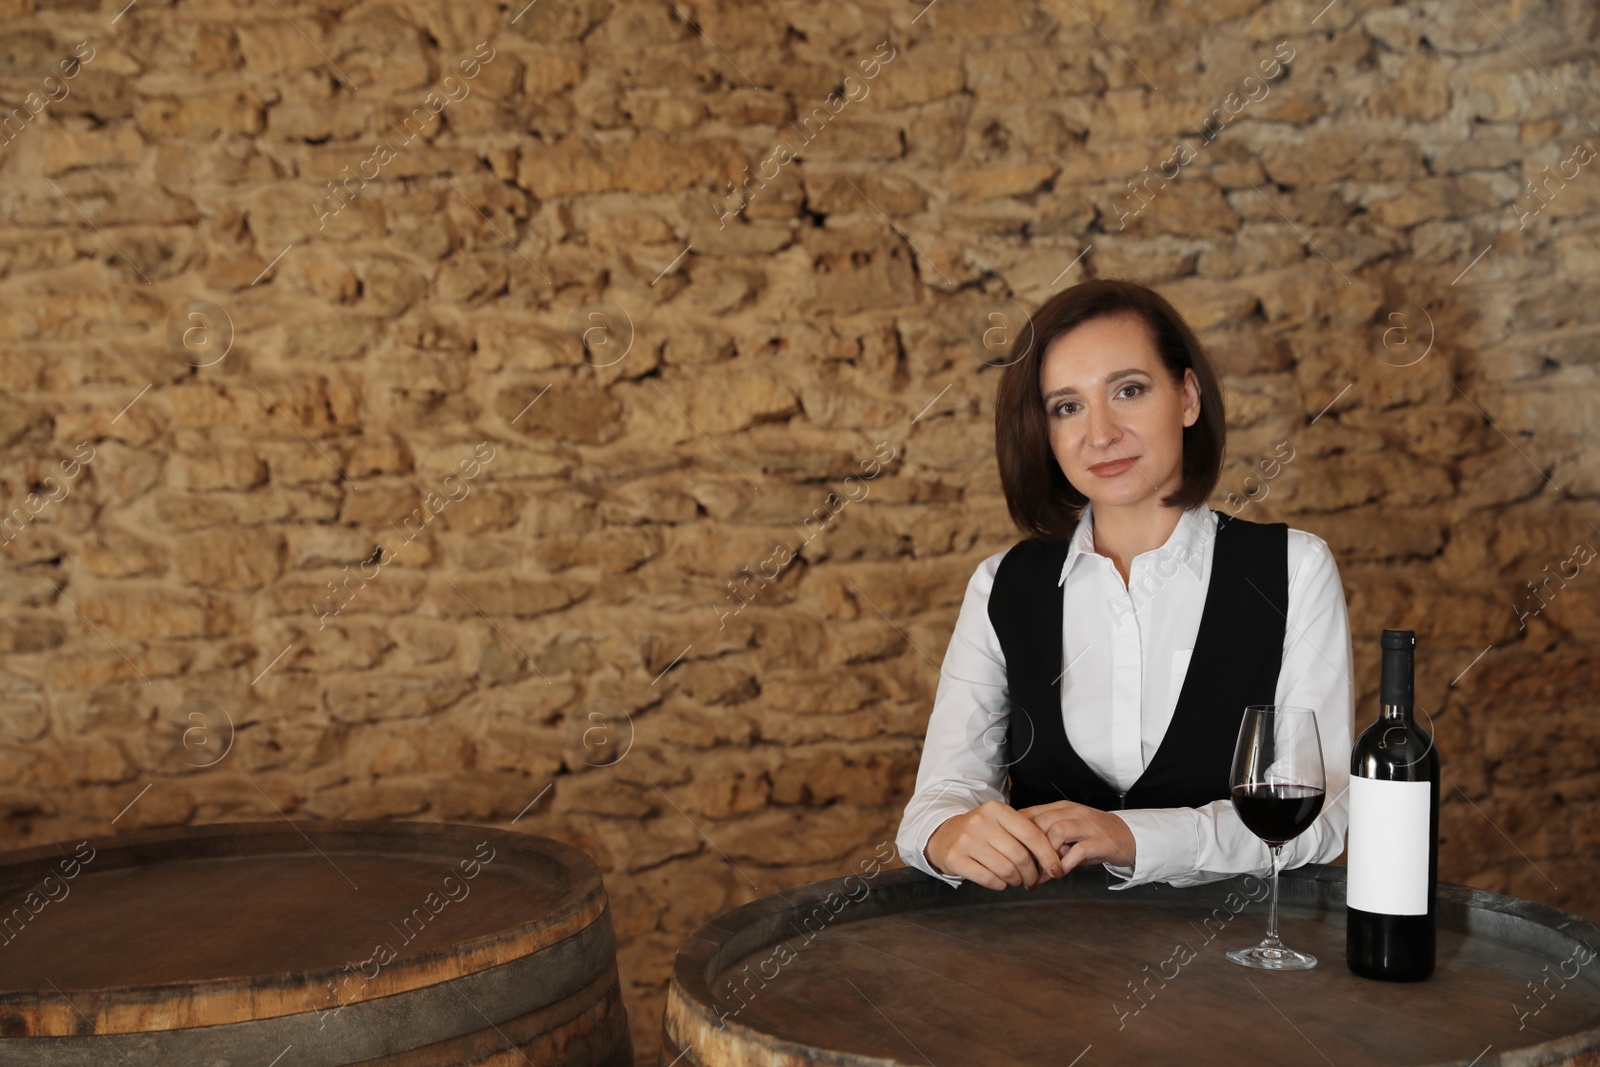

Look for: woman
[895,279,1353,892]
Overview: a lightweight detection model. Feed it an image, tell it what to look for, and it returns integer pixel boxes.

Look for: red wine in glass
[1230,783,1326,847]
[1226,704,1327,971]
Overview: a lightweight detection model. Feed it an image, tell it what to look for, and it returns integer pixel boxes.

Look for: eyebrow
[1042,368,1151,402]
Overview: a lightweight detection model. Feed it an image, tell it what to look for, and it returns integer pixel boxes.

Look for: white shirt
[895,502,1355,889]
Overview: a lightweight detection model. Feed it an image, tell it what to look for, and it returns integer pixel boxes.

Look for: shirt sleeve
[1101,529,1355,890]
[895,550,1012,889]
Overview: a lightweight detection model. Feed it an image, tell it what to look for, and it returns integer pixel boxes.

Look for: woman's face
[1038,313,1201,511]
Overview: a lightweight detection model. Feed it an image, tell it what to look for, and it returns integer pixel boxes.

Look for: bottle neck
[1380,702,1414,723]
[1380,641,1414,708]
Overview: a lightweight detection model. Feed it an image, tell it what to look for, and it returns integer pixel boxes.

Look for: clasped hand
[923,799,1136,891]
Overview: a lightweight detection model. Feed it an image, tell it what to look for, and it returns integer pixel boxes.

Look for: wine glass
[1225,704,1327,971]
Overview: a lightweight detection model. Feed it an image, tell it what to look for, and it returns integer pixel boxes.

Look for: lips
[1088,456,1138,476]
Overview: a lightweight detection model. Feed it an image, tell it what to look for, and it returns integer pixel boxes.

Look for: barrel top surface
[0,850,561,988]
[0,820,609,1035]
[666,864,1600,1067]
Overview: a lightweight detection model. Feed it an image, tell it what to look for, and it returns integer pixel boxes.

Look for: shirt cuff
[896,815,965,889]
[1103,861,1136,891]
[1103,807,1201,889]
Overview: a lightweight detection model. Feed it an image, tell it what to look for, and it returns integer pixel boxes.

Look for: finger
[940,834,1009,890]
[986,831,1042,887]
[1058,839,1095,874]
[1060,813,1132,866]
[1016,800,1072,819]
[1024,806,1088,838]
[946,851,1007,891]
[1024,808,1067,833]
[1044,815,1089,853]
[971,839,1032,889]
[999,809,1064,880]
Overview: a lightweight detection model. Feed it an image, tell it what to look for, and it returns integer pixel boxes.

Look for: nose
[1084,406,1122,451]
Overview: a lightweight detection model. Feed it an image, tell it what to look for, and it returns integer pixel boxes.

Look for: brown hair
[993,278,1226,541]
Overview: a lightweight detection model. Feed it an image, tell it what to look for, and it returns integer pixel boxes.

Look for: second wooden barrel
[662,862,1600,1066]
[0,820,633,1066]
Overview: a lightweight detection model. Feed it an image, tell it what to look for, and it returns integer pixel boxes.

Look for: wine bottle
[1346,629,1439,981]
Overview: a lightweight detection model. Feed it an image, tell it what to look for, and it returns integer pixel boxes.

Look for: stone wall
[2,0,1598,1059]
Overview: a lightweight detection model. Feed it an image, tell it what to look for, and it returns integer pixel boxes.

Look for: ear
[1181,368,1201,427]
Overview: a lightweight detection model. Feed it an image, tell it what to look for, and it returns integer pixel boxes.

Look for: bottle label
[1347,776,1431,915]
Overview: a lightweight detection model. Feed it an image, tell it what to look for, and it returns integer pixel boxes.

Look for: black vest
[989,511,1288,812]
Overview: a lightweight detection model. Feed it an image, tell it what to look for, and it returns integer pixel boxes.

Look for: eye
[1052,400,1081,417]
[1116,382,1145,399]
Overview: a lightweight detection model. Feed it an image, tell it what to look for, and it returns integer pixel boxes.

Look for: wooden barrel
[662,862,1600,1066]
[0,820,633,1066]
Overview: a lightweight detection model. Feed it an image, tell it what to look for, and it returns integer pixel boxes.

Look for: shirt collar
[1058,502,1214,586]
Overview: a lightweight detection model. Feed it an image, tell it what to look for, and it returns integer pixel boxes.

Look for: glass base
[1226,941,1318,970]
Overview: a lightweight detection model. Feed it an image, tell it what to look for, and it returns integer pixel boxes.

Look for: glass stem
[1264,844,1283,946]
